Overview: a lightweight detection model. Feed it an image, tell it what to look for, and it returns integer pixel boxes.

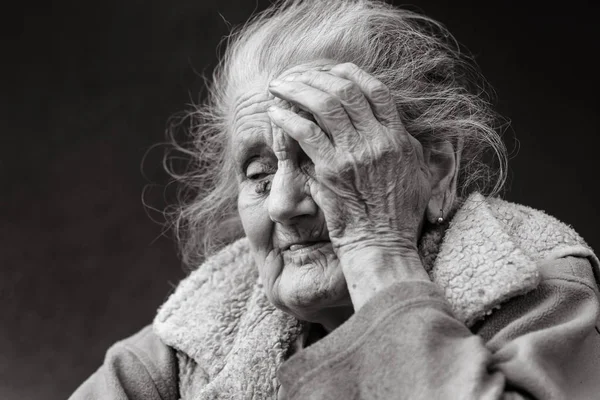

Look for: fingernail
[269,79,283,87]
[320,65,333,71]
[283,74,297,81]
[267,106,278,114]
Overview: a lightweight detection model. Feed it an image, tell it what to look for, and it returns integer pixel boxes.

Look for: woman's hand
[268,63,431,309]
[268,63,430,256]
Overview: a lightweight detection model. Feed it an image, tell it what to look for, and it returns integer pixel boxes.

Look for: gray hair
[166,0,508,268]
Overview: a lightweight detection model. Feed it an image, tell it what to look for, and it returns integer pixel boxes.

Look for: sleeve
[277,256,600,400]
[68,325,179,400]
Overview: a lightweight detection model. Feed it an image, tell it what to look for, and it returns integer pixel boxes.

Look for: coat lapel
[430,193,600,326]
[431,193,598,325]
[154,239,302,398]
[431,194,540,325]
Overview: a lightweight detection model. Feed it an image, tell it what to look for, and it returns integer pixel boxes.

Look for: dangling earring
[437,192,446,224]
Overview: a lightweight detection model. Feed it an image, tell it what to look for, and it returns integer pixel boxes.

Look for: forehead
[230,90,274,165]
[230,60,334,158]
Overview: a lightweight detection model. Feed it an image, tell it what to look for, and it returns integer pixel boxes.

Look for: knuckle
[293,120,322,149]
[292,118,311,136]
[300,70,319,85]
[318,95,343,115]
[336,82,361,101]
[277,110,292,122]
[367,80,392,102]
[305,121,322,142]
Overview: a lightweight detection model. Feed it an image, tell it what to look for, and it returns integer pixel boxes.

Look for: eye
[245,160,275,180]
[245,159,275,194]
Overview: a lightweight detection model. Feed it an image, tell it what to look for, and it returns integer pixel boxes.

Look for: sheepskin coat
[70,193,600,399]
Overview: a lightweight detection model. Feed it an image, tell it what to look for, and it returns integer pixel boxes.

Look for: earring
[437,192,447,224]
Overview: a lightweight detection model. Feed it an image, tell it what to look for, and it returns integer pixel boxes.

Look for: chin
[277,260,350,319]
[257,242,351,322]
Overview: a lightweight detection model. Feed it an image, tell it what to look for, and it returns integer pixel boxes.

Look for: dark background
[2,0,598,399]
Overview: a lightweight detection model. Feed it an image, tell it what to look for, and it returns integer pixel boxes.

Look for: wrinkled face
[233,63,352,326]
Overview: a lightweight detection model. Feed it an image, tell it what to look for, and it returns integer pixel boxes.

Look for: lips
[277,226,331,254]
[284,241,330,254]
[289,242,325,251]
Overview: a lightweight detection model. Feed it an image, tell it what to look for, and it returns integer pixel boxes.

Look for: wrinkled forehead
[229,60,332,155]
[229,87,284,158]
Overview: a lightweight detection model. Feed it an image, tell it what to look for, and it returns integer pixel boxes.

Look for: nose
[267,165,317,224]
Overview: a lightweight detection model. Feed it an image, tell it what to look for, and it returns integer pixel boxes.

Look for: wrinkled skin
[268,64,431,255]
[234,61,457,330]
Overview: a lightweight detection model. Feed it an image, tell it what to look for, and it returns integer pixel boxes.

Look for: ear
[423,139,460,224]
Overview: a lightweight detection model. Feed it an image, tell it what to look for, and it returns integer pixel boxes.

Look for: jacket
[69,193,600,399]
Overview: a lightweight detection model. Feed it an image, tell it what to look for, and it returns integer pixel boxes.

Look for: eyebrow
[233,130,271,170]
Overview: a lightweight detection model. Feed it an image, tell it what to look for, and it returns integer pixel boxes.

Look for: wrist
[340,245,426,279]
[338,244,430,311]
[334,233,417,259]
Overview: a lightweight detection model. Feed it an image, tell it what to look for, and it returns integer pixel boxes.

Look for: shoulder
[457,193,600,280]
[153,238,258,363]
[475,255,600,342]
[107,325,178,385]
[486,196,595,259]
[69,325,178,400]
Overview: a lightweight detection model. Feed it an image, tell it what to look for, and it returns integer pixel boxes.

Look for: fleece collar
[153,193,598,398]
[431,194,598,324]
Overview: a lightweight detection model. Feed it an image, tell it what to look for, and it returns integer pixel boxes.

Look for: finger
[270,118,297,169]
[327,63,401,127]
[268,80,355,144]
[267,105,334,164]
[281,70,376,130]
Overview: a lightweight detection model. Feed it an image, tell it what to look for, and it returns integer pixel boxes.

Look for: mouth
[283,241,331,254]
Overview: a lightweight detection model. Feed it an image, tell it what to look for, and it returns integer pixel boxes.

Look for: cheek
[238,189,284,305]
[237,189,272,258]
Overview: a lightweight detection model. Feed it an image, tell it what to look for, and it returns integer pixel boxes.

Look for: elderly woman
[71,0,600,399]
